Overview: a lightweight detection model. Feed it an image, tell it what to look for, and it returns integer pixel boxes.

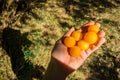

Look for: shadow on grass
[16,0,46,24]
[60,0,120,20]
[87,48,120,80]
[0,0,47,27]
[2,27,45,80]
[0,0,3,13]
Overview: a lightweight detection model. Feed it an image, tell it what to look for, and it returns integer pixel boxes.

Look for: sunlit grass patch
[19,9,62,68]
[0,0,120,80]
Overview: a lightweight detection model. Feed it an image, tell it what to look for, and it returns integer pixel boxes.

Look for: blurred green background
[0,0,120,80]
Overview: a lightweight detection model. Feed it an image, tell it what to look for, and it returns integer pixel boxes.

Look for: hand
[52,21,105,70]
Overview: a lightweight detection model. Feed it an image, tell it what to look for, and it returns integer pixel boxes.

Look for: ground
[0,0,120,80]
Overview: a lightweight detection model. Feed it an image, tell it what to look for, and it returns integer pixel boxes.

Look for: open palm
[52,21,105,70]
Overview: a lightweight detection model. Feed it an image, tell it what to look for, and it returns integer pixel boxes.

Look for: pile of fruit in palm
[63,24,100,57]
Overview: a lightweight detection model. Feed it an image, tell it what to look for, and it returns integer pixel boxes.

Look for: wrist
[43,57,75,80]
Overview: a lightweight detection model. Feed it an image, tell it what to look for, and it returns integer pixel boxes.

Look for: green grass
[0,0,120,80]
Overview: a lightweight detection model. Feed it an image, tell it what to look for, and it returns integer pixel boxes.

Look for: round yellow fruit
[84,32,98,44]
[88,25,100,33]
[69,46,81,57]
[77,40,89,50]
[71,31,83,41]
[64,36,76,47]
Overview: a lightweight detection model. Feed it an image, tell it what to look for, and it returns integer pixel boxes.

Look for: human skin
[43,21,106,80]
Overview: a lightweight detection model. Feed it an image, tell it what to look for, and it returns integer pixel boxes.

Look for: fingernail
[95,22,100,27]
[98,30,105,38]
[70,27,75,30]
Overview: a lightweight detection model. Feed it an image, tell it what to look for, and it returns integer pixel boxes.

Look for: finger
[64,27,75,37]
[98,30,105,38]
[80,51,88,60]
[91,38,105,52]
[85,48,92,56]
[56,39,62,44]
[85,37,105,55]
[96,38,106,47]
[78,29,82,32]
[84,20,95,27]
[95,22,100,27]
[80,21,95,32]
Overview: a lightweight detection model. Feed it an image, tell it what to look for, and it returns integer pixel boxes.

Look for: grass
[0,0,120,80]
